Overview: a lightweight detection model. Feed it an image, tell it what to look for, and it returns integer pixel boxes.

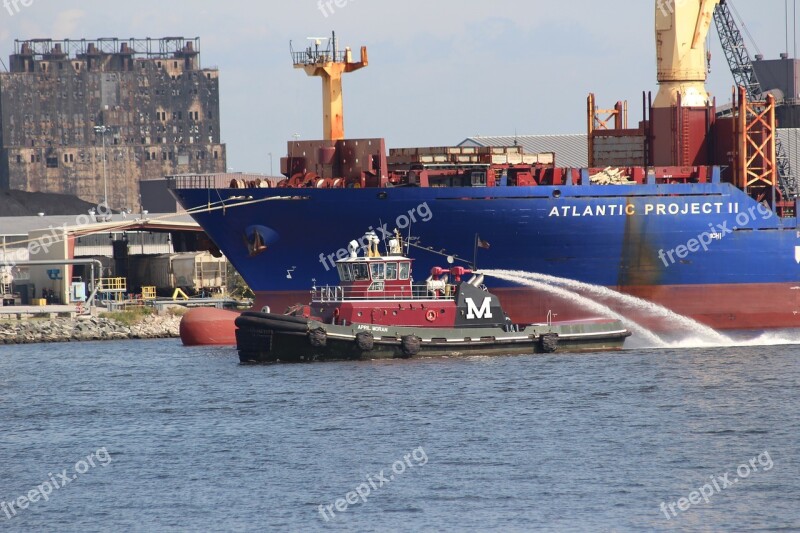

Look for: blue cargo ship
[172,4,800,336]
[171,170,800,330]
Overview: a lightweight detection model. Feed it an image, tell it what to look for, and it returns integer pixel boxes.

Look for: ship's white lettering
[549,202,741,218]
[465,297,493,320]
[357,324,389,333]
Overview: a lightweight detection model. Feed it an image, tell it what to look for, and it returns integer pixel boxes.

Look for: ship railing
[167,174,218,190]
[291,50,346,66]
[312,286,345,302]
[311,285,457,302]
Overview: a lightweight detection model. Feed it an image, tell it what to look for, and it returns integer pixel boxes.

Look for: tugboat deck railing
[311,285,457,303]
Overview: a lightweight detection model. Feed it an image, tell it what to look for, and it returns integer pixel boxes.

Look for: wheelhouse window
[368,281,385,292]
[370,263,385,280]
[337,264,353,281]
[399,262,410,280]
[385,262,398,280]
[352,263,370,281]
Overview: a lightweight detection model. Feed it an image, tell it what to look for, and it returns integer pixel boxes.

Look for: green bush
[99,307,155,326]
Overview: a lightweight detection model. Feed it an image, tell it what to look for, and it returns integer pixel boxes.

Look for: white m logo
[465,297,493,320]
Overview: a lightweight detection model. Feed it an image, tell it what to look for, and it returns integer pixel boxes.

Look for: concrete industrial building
[0,37,227,212]
[459,134,589,168]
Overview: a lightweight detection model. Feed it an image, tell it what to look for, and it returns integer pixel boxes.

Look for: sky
[1,0,797,174]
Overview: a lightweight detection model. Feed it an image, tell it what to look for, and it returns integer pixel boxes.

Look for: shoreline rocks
[0,314,181,345]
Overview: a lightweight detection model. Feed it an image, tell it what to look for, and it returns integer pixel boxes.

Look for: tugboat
[235,232,631,363]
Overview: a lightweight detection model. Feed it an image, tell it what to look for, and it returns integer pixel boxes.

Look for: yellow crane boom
[654,0,721,108]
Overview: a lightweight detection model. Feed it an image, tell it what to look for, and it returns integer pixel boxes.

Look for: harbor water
[1,338,799,531]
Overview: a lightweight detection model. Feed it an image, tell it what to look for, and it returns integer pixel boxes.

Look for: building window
[30,155,35,163]
[16,155,22,164]
[46,156,58,168]
[214,151,218,160]
[63,154,68,163]
[174,61,178,69]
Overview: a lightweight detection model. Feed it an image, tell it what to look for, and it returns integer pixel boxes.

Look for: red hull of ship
[254,283,800,332]
[179,308,241,346]
[181,282,799,346]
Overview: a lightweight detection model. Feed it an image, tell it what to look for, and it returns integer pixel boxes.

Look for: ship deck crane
[654,0,721,108]
[713,0,798,197]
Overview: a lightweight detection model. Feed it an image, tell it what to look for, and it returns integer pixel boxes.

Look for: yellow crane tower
[291,32,368,141]
[654,0,721,108]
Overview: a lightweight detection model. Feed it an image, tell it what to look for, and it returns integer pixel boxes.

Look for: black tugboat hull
[235,312,631,364]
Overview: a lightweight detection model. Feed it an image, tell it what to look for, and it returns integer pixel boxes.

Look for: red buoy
[179,307,240,346]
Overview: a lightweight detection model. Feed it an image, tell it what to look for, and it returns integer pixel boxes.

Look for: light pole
[268,152,273,177]
[93,125,109,210]
[289,134,300,176]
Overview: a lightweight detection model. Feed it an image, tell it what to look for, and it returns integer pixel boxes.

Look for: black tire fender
[308,327,327,348]
[540,333,559,353]
[355,331,374,352]
[400,335,421,358]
